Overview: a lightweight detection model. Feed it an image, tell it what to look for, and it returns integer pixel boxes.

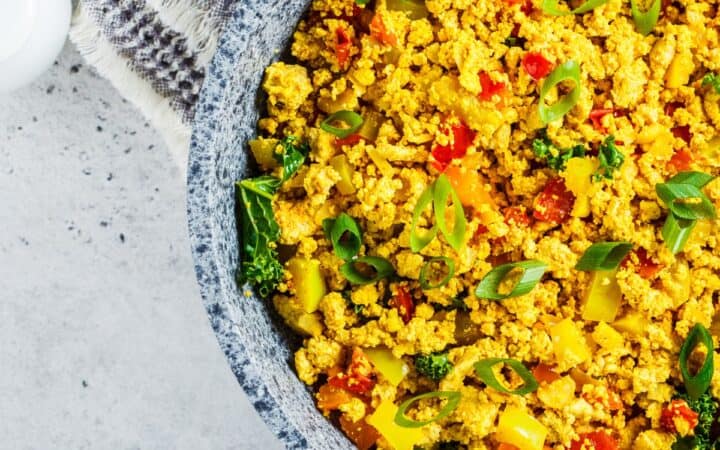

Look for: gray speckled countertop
[0,44,282,450]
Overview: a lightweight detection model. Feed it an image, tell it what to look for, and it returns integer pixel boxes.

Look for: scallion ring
[323,213,362,261]
[419,257,455,290]
[662,213,696,255]
[538,60,582,124]
[394,391,461,428]
[475,260,547,300]
[433,174,467,251]
[340,256,395,285]
[474,358,539,395]
[410,183,438,252]
[541,0,608,16]
[386,0,429,20]
[575,241,633,271]
[630,0,661,36]
[656,183,716,220]
[667,171,715,189]
[320,111,364,139]
[679,323,714,401]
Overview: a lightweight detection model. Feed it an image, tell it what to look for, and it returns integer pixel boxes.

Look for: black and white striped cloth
[71,0,236,161]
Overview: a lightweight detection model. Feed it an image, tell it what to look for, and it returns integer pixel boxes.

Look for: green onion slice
[323,213,362,261]
[410,183,438,252]
[630,0,661,36]
[662,213,696,255]
[575,241,633,271]
[667,171,715,189]
[386,0,429,20]
[656,183,716,220]
[320,111,364,139]
[354,0,370,5]
[340,256,395,285]
[433,174,467,251]
[541,0,608,16]
[394,391,461,428]
[475,260,548,300]
[538,60,582,124]
[679,323,714,401]
[419,256,456,290]
[474,358,539,395]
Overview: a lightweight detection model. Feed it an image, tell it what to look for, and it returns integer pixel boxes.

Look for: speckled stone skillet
[187,2,353,449]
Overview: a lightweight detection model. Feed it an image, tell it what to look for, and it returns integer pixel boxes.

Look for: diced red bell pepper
[431,121,476,171]
[522,52,553,81]
[668,149,693,171]
[503,206,532,227]
[335,133,365,147]
[328,348,376,396]
[569,431,619,450]
[672,125,692,144]
[533,178,575,224]
[339,414,380,450]
[621,248,663,279]
[478,72,507,102]
[521,0,534,14]
[391,286,415,324]
[532,363,561,385]
[369,14,397,46]
[588,108,628,133]
[335,27,352,67]
[661,399,699,435]
[582,387,623,411]
[317,383,354,413]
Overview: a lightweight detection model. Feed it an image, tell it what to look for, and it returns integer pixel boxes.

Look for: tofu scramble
[235,0,720,448]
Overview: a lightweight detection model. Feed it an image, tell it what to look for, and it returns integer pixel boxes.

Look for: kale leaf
[237,136,309,297]
[593,135,625,181]
[672,392,719,450]
[532,129,586,172]
[702,73,720,94]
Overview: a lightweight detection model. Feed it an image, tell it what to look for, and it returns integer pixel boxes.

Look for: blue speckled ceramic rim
[187,2,353,449]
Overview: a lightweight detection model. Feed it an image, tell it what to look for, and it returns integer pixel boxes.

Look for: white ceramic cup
[0,0,72,93]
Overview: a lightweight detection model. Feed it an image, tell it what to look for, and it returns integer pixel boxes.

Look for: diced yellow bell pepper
[582,270,622,322]
[563,157,596,218]
[287,258,326,313]
[550,318,591,367]
[367,400,424,450]
[665,52,694,89]
[363,347,408,386]
[612,312,649,335]
[444,163,497,223]
[272,296,323,337]
[495,406,548,450]
[330,154,356,195]
[248,138,280,170]
[591,322,625,350]
[318,88,359,114]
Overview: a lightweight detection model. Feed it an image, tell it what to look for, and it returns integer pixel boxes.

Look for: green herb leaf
[394,391,461,428]
[703,73,720,94]
[475,260,548,300]
[237,176,283,297]
[662,213,696,255]
[434,174,467,251]
[538,60,582,124]
[674,392,718,449]
[340,256,395,285]
[410,182,438,252]
[575,241,633,271]
[533,129,587,171]
[656,183,717,220]
[320,111,364,139]
[323,213,362,261]
[679,323,714,401]
[474,358,539,395]
[630,0,661,36]
[541,0,608,16]
[419,256,456,290]
[667,171,715,189]
[593,135,625,181]
[274,136,310,183]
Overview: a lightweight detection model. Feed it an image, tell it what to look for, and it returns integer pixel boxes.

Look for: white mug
[0,0,72,93]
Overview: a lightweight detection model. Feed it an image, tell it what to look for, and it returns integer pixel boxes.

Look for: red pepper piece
[328,348,376,396]
[661,399,699,435]
[672,125,692,144]
[533,178,575,224]
[335,133,365,147]
[522,52,553,81]
[521,0,534,14]
[668,149,693,171]
[588,108,627,133]
[503,206,532,226]
[431,121,476,171]
[569,431,619,450]
[339,414,380,450]
[622,248,663,279]
[478,72,507,102]
[335,27,352,67]
[390,286,414,324]
[369,14,397,46]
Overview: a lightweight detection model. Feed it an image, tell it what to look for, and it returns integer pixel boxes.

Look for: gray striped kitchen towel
[70,1,235,165]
